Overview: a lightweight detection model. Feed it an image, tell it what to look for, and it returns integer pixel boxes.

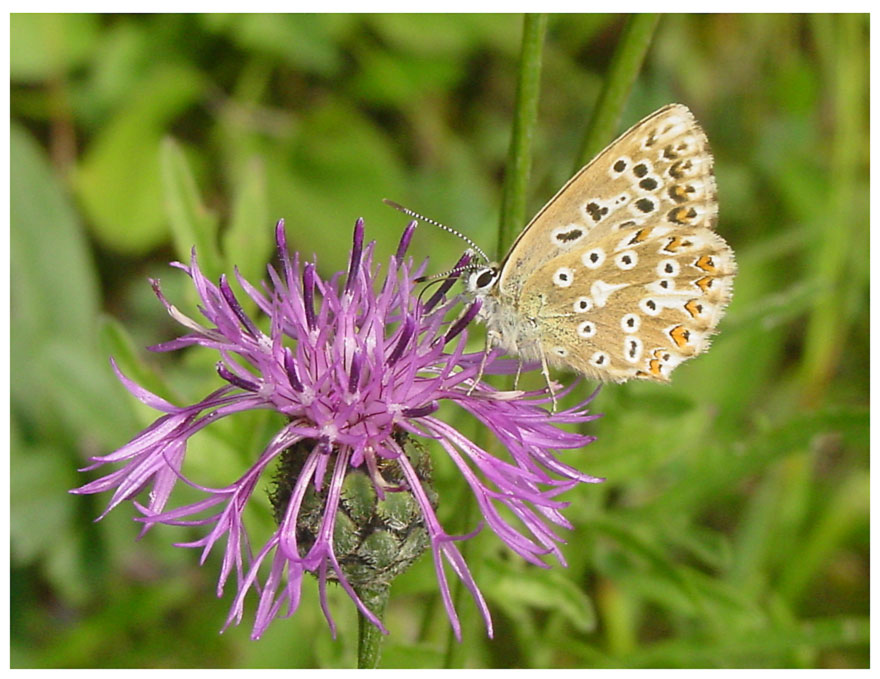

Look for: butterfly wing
[503,103,734,382]
[520,221,735,381]
[497,104,718,302]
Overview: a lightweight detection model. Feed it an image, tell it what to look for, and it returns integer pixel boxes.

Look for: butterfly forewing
[492,103,735,383]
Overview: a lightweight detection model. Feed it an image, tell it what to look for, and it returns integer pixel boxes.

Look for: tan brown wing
[497,104,719,308]
[517,219,735,382]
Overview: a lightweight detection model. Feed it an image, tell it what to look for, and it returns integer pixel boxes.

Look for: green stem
[497,13,548,258]
[574,14,660,170]
[356,585,390,669]
[798,14,866,406]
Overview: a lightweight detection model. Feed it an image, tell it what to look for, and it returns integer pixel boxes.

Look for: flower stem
[356,585,390,668]
[497,13,548,258]
[574,13,660,170]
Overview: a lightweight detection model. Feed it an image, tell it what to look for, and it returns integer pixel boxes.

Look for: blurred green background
[10,13,868,668]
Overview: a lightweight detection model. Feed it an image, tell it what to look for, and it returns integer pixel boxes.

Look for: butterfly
[389,104,735,407]
[464,103,735,401]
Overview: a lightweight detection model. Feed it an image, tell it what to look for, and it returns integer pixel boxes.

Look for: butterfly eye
[472,268,497,290]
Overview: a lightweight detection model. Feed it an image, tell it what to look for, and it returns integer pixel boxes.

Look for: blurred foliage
[10,12,868,669]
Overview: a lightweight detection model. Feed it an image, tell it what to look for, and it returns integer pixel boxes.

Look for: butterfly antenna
[383,199,490,263]
[416,276,449,307]
[414,262,475,284]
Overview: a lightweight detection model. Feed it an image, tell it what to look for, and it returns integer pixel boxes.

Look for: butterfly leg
[537,344,558,412]
[513,359,523,390]
[467,329,500,396]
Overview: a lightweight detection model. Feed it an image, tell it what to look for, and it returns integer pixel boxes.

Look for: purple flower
[72,217,603,641]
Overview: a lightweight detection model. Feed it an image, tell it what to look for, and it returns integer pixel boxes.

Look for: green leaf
[10,13,99,81]
[97,315,176,404]
[42,337,139,447]
[160,136,222,279]
[74,63,205,254]
[607,615,868,668]
[11,125,101,423]
[11,126,100,344]
[484,559,597,633]
[200,14,353,76]
[381,642,445,669]
[10,435,86,604]
[222,156,273,286]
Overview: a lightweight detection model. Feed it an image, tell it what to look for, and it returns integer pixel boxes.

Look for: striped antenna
[383,199,490,263]
[414,261,478,284]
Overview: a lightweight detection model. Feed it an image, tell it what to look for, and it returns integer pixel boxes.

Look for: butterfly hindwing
[520,220,735,381]
[490,103,734,383]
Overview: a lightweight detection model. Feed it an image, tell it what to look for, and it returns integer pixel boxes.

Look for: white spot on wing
[590,351,609,367]
[577,321,596,338]
[581,248,605,269]
[615,250,638,270]
[624,337,643,363]
[590,280,628,307]
[552,267,574,288]
[573,296,593,313]
[621,313,640,333]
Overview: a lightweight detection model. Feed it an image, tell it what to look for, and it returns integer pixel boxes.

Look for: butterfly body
[467,104,736,386]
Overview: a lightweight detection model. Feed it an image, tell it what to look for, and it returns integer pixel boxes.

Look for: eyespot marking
[621,313,640,333]
[615,219,640,231]
[657,259,680,277]
[582,247,606,269]
[624,337,643,363]
[662,144,680,160]
[590,351,609,367]
[552,267,575,288]
[574,296,593,313]
[586,201,609,223]
[635,198,656,213]
[551,225,586,245]
[615,250,638,270]
[577,321,597,338]
[640,298,660,316]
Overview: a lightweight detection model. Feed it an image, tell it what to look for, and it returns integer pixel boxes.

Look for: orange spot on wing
[663,237,683,252]
[629,227,651,245]
[668,207,698,225]
[668,184,693,203]
[669,325,691,349]
[684,299,703,318]
[694,276,714,292]
[695,254,717,272]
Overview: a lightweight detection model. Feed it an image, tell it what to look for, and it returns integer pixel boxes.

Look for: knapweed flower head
[73,217,603,640]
